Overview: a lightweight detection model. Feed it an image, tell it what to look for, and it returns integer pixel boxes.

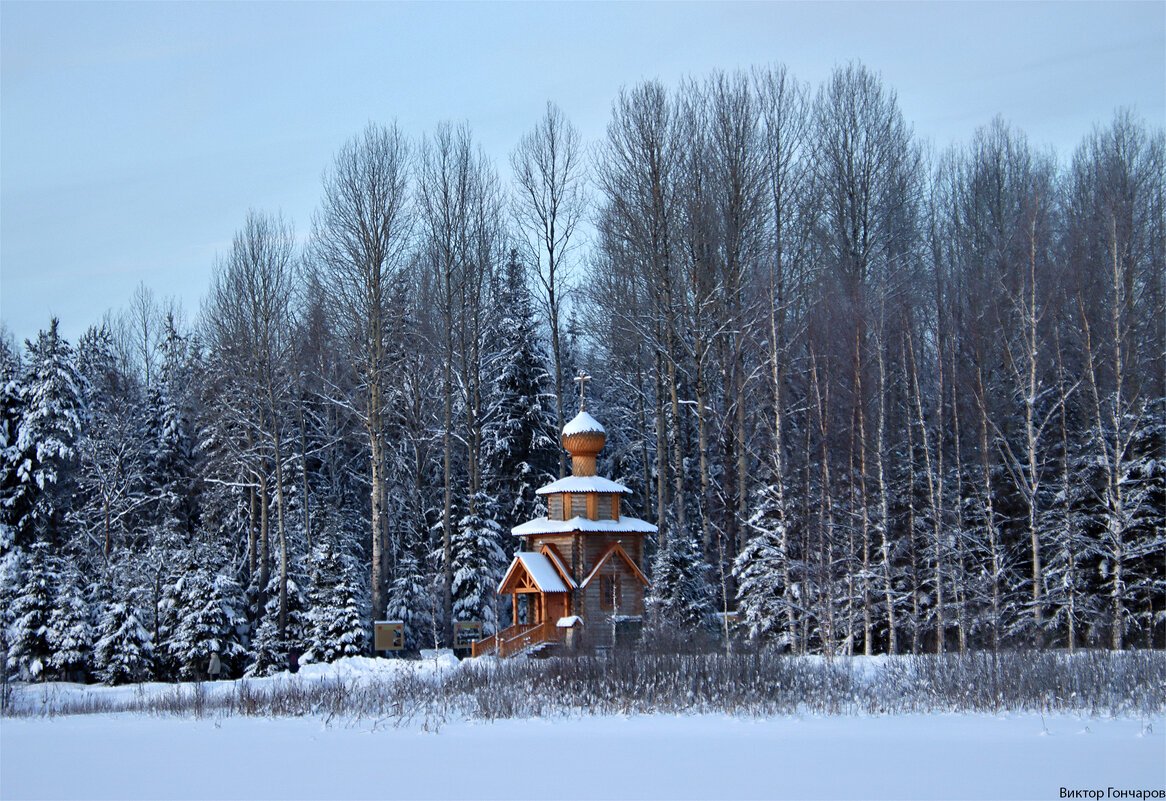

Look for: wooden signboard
[453,621,482,649]
[374,621,404,651]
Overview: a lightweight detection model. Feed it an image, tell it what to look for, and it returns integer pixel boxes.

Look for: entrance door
[547,594,569,623]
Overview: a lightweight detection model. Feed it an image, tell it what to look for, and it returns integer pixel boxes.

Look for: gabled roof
[535,475,632,495]
[539,544,577,589]
[497,552,571,594]
[512,515,657,537]
[581,543,651,589]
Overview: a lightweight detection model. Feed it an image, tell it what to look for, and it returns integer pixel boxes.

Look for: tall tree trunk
[270,408,289,638]
[442,308,454,644]
[901,332,921,655]
[853,330,873,655]
[950,345,969,655]
[769,287,796,653]
[296,380,312,554]
[654,349,669,538]
[258,471,270,613]
[907,323,945,654]
[975,364,1003,654]
[809,349,835,656]
[875,331,897,655]
[1055,326,1079,653]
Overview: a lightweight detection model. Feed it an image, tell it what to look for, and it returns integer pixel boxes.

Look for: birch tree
[312,123,412,626]
[205,210,299,637]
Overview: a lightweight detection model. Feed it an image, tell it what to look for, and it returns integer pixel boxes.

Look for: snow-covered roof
[563,411,605,436]
[499,553,570,593]
[556,615,583,628]
[541,546,577,589]
[535,475,632,495]
[512,515,658,537]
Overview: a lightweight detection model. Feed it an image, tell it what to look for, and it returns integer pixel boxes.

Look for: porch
[472,550,575,658]
[471,619,563,658]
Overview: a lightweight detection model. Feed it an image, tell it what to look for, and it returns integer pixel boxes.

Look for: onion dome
[562,411,605,477]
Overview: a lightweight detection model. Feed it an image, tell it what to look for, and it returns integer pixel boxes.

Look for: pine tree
[0,336,27,554]
[647,520,715,632]
[144,316,198,541]
[482,250,558,530]
[6,541,57,680]
[452,492,507,635]
[47,563,93,680]
[0,547,22,672]
[305,541,369,662]
[1121,399,1166,647]
[14,319,85,547]
[94,599,154,685]
[163,564,246,680]
[248,574,309,677]
[733,483,793,646]
[385,540,436,652]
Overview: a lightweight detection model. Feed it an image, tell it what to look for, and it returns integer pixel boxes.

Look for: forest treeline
[1,63,1162,683]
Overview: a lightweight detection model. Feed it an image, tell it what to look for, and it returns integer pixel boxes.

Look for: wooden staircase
[471,620,563,658]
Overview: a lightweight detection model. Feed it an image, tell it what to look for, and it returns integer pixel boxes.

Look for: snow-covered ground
[3,710,1162,800]
[2,654,1162,800]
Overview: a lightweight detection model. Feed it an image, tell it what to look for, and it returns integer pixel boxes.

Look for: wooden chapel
[472,381,655,657]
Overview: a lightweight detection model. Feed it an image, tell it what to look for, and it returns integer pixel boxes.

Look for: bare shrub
[3,650,1161,721]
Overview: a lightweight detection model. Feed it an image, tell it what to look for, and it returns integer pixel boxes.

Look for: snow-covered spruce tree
[14,319,85,548]
[647,520,715,634]
[0,335,27,555]
[733,482,793,646]
[0,546,22,677]
[47,562,94,680]
[385,521,437,652]
[213,570,248,675]
[143,316,199,542]
[248,573,309,677]
[93,599,154,685]
[482,249,558,531]
[1120,400,1165,647]
[1039,396,1099,652]
[452,492,507,635]
[305,541,368,662]
[163,564,246,680]
[6,541,57,680]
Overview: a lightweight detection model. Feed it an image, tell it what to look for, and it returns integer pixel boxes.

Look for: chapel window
[570,494,587,518]
[596,494,614,520]
[600,575,622,611]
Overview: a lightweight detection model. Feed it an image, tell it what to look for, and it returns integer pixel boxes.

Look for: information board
[374,621,404,651]
[453,621,482,649]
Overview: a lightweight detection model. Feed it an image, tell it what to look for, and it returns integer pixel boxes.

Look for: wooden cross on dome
[574,371,592,411]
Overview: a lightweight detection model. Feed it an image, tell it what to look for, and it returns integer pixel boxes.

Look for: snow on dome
[512,515,658,537]
[563,411,606,436]
[535,475,632,495]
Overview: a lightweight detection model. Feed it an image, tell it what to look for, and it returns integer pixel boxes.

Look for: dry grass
[3,649,1162,723]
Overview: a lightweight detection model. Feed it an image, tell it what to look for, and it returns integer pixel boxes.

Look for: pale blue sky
[2,1,1163,344]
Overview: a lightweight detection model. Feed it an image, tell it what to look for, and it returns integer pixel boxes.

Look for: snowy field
[2,655,1163,800]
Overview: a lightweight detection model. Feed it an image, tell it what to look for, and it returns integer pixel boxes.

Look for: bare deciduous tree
[511,102,586,477]
[205,210,299,636]
[312,123,413,625]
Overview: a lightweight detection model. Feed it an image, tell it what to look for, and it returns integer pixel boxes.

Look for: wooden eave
[498,555,570,595]
[580,542,650,589]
